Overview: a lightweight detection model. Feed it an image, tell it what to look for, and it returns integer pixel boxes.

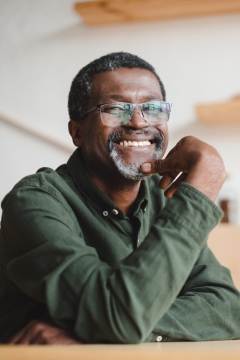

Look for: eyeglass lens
[100,102,170,126]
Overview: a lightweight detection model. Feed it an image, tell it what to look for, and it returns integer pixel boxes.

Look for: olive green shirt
[0,148,240,343]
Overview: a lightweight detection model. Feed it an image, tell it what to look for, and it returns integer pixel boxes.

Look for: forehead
[90,67,163,100]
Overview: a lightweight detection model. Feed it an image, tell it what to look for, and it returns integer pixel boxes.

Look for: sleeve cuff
[160,182,223,248]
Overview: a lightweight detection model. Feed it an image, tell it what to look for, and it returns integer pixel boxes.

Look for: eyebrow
[100,94,162,101]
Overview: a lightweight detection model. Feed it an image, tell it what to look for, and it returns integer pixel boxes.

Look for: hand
[141,136,226,202]
[8,320,83,345]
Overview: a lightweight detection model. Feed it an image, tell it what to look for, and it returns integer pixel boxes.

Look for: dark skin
[69,68,169,215]
[9,320,81,345]
[141,135,226,202]
[9,68,226,345]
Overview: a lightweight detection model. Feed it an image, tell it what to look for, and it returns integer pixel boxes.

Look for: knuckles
[10,320,82,345]
[29,320,47,334]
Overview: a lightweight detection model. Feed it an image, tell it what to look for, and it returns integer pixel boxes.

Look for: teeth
[119,140,151,147]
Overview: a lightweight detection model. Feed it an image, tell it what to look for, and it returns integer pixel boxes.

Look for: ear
[68,120,83,147]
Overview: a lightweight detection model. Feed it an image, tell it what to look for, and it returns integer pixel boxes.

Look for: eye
[103,104,125,114]
[143,102,163,113]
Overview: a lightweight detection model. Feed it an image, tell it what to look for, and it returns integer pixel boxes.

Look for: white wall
[1,1,240,221]
[0,118,73,201]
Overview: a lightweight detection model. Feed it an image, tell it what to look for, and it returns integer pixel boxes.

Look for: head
[68,52,169,182]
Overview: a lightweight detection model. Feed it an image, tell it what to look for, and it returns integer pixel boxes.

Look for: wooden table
[1,340,240,360]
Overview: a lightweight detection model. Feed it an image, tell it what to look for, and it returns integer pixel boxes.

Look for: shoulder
[10,166,65,190]
[1,164,81,233]
[1,165,70,210]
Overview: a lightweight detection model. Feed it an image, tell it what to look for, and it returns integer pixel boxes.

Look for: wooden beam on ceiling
[75,0,240,25]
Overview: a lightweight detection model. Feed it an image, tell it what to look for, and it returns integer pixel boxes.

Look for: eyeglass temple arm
[80,105,100,118]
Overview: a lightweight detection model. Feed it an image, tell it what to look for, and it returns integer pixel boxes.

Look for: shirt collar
[67,148,149,219]
[133,180,149,216]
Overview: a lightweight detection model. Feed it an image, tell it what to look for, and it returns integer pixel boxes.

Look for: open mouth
[108,130,160,151]
[118,140,153,147]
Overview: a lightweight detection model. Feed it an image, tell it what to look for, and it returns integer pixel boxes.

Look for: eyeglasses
[80,101,172,127]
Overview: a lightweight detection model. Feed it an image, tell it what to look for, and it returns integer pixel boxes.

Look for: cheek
[163,129,169,153]
[155,124,168,148]
[86,127,113,155]
[81,118,110,147]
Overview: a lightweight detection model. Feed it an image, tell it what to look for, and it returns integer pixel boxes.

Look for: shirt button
[156,335,163,342]
[112,209,118,215]
[137,239,140,243]
[103,211,108,217]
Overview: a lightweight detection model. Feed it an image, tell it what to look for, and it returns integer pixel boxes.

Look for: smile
[108,129,161,152]
[119,140,152,147]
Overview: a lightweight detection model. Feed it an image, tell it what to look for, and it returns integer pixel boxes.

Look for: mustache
[108,129,163,144]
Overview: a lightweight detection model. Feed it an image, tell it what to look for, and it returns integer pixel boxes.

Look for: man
[0,52,240,344]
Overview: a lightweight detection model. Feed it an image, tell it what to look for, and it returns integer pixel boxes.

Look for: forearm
[4,184,222,343]
[149,246,240,342]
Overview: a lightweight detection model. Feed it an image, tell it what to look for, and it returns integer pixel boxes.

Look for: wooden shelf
[208,224,240,290]
[75,0,240,26]
[196,96,240,124]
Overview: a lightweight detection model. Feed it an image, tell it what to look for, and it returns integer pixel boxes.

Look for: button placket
[135,209,144,248]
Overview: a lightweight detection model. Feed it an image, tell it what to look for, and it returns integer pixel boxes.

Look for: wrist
[185,161,226,202]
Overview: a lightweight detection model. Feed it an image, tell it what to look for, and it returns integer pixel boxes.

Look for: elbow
[116,331,145,345]
[107,318,151,344]
[74,317,150,344]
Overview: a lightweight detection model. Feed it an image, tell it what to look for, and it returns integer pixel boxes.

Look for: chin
[109,145,160,181]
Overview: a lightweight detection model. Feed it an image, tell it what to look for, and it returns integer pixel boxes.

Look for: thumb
[141,157,174,174]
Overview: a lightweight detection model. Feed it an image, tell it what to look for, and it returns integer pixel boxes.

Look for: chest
[72,204,151,268]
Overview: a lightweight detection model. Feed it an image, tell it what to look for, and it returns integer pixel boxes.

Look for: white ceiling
[0,0,83,46]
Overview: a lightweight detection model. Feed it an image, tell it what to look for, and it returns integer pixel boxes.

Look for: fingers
[8,320,46,345]
[141,136,193,176]
[32,330,79,345]
[141,156,186,187]
[8,320,83,345]
[142,135,226,201]
[9,333,26,344]
[163,172,187,198]
[141,157,181,175]
[9,331,32,344]
[141,142,187,175]
[159,170,180,189]
[8,322,34,344]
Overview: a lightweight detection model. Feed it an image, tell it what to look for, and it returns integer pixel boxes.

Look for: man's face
[73,67,169,181]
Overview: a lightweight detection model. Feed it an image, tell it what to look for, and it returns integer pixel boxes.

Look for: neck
[95,177,141,216]
[85,163,141,216]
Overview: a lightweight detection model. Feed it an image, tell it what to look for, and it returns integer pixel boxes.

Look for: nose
[124,106,149,129]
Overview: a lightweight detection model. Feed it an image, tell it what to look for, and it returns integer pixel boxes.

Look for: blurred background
[1,0,240,222]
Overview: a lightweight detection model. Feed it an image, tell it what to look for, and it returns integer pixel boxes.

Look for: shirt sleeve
[148,244,240,342]
[3,180,236,344]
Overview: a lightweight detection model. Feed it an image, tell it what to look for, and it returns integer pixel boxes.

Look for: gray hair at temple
[68,52,166,122]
